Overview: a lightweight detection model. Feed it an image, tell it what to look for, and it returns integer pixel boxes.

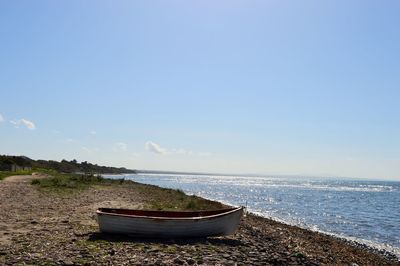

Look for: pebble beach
[0,174,398,265]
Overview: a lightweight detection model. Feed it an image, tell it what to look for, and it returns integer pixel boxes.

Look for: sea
[105,173,400,257]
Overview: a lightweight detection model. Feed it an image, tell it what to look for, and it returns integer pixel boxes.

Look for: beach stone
[196,258,204,264]
[173,257,185,265]
[63,260,74,265]
[222,253,231,259]
[186,258,195,265]
[154,258,163,265]
[148,247,159,253]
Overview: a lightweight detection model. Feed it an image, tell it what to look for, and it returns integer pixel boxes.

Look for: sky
[0,1,399,180]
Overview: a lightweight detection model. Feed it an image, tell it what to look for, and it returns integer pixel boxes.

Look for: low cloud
[10,118,36,130]
[0,113,4,122]
[145,141,210,157]
[21,119,35,129]
[145,141,167,155]
[113,142,128,152]
[90,131,97,135]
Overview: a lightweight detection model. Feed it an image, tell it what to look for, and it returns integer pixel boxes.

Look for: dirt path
[2,173,46,183]
[0,174,43,245]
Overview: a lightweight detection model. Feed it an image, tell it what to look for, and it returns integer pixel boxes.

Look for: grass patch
[31,169,124,193]
[163,245,178,253]
[0,170,33,180]
[134,183,225,211]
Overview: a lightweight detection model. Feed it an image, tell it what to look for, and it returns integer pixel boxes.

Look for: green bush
[31,172,124,192]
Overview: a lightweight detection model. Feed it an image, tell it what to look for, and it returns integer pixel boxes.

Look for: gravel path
[0,175,398,265]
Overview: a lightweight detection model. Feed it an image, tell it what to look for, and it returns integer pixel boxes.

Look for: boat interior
[97,207,239,218]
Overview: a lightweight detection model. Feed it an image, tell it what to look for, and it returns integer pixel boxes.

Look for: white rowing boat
[96,207,244,238]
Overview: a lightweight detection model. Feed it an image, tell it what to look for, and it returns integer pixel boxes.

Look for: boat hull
[96,207,243,238]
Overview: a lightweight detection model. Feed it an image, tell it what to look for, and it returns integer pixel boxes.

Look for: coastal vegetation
[0,155,136,175]
[133,184,225,211]
[0,154,222,211]
[30,170,124,193]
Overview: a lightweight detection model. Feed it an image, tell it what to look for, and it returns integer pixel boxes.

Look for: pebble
[186,258,195,265]
[172,257,184,265]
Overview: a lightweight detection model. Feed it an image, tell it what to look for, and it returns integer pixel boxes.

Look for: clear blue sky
[1,1,399,180]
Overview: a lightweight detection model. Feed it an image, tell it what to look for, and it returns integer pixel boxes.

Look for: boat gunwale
[96,206,243,221]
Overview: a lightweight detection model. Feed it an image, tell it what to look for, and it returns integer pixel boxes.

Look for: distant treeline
[0,155,136,174]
